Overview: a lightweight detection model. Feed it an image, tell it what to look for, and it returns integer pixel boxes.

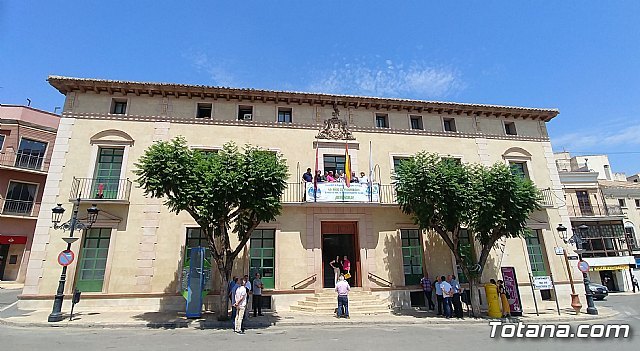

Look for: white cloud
[552,122,640,152]
[307,59,465,99]
[183,52,236,87]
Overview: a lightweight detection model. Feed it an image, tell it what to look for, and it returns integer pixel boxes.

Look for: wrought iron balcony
[0,199,40,217]
[538,188,554,207]
[70,177,132,202]
[0,151,48,172]
[281,182,397,204]
[567,204,624,217]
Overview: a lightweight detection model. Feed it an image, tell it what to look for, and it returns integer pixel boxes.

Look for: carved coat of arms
[316,106,355,140]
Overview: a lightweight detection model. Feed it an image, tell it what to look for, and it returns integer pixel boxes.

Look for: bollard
[484,283,502,318]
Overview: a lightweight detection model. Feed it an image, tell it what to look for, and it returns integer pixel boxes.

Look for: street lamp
[557,224,582,313]
[47,198,99,322]
[573,224,598,315]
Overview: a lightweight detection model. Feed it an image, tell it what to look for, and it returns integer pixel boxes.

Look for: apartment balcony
[0,199,40,218]
[69,177,132,203]
[0,151,48,174]
[567,204,624,218]
[281,182,397,205]
[538,188,554,207]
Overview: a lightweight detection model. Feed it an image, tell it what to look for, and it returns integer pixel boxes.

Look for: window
[2,181,36,215]
[509,161,529,179]
[238,105,253,120]
[375,113,389,128]
[277,107,292,123]
[442,157,462,165]
[618,199,627,208]
[410,115,423,130]
[576,190,593,215]
[111,99,127,114]
[323,155,346,174]
[93,147,124,199]
[457,229,475,284]
[504,121,517,135]
[186,227,208,249]
[15,138,47,170]
[443,118,456,132]
[0,134,5,150]
[635,199,640,208]
[625,227,637,250]
[250,229,275,289]
[393,157,409,171]
[196,103,212,118]
[401,229,423,285]
[76,228,111,292]
[525,230,548,277]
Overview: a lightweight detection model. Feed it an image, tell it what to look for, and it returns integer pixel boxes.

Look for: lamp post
[557,224,582,313]
[573,224,598,315]
[47,198,99,322]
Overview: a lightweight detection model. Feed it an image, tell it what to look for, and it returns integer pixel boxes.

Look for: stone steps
[290,291,391,315]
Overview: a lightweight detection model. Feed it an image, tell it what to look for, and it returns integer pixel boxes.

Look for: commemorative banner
[306,182,380,202]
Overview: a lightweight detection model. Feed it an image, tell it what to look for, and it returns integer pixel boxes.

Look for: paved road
[0,288,20,311]
[1,293,637,351]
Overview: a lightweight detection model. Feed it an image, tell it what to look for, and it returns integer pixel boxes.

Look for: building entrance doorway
[321,221,359,288]
[0,244,8,280]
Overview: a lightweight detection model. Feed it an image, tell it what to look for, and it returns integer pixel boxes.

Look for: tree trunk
[217,266,231,321]
[469,276,482,317]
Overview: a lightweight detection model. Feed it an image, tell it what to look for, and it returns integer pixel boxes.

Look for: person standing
[440,275,453,319]
[420,273,435,310]
[252,272,265,316]
[342,255,351,281]
[243,275,252,321]
[335,274,350,318]
[450,275,463,318]
[233,279,248,334]
[632,275,639,293]
[329,256,342,285]
[358,172,369,185]
[303,168,313,182]
[497,279,511,318]
[230,277,239,319]
[434,276,443,316]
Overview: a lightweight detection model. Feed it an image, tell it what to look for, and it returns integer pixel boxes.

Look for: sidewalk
[0,303,619,330]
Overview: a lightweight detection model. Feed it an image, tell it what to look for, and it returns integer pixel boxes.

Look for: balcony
[281,182,397,204]
[70,177,132,203]
[0,150,48,173]
[0,199,40,218]
[538,188,554,207]
[567,204,624,218]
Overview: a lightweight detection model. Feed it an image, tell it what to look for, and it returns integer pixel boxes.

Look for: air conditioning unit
[243,113,253,120]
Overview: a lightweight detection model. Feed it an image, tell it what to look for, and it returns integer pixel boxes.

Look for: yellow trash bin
[484,283,502,318]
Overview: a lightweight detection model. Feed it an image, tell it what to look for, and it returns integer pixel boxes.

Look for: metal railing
[1,199,40,217]
[567,204,623,217]
[0,151,47,172]
[367,272,393,287]
[281,182,398,204]
[70,177,132,202]
[291,274,317,290]
[538,188,554,207]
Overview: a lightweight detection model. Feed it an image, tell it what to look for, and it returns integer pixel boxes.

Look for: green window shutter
[249,229,276,289]
[525,230,548,277]
[76,228,111,292]
[400,229,422,285]
[93,148,124,199]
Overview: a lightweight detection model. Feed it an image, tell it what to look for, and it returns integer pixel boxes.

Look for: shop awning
[0,235,27,245]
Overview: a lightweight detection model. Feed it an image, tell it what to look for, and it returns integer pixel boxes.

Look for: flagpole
[369,140,373,202]
[314,137,319,202]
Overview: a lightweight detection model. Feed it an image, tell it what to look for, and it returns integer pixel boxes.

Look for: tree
[134,137,288,320]
[394,152,540,316]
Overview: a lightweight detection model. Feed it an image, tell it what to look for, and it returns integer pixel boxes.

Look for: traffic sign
[577,260,589,273]
[58,250,75,266]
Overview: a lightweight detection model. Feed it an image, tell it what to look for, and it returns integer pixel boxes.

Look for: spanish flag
[345,142,351,187]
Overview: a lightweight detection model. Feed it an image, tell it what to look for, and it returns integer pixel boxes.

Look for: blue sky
[1,1,639,174]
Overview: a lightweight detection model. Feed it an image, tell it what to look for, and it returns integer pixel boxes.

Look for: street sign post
[57,250,75,266]
[532,276,553,290]
[578,260,590,273]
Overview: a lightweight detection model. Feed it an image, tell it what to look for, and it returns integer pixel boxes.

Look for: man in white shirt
[358,172,369,185]
[434,276,443,316]
[233,279,247,334]
[450,274,463,318]
[335,274,351,318]
[440,275,453,319]
[243,275,252,320]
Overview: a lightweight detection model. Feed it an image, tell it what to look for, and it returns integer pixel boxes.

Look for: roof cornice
[47,75,560,122]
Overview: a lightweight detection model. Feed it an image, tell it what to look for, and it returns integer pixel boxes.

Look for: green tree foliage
[134,137,288,319]
[394,152,540,316]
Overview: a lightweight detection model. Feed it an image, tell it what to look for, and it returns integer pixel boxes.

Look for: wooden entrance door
[321,221,359,288]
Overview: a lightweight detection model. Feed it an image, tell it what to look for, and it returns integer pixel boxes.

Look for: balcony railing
[0,150,47,172]
[567,204,624,217]
[70,177,132,202]
[538,188,554,207]
[1,199,40,217]
[282,182,397,204]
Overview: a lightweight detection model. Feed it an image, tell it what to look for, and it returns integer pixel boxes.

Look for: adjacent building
[20,76,580,314]
[555,152,638,291]
[0,105,60,282]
